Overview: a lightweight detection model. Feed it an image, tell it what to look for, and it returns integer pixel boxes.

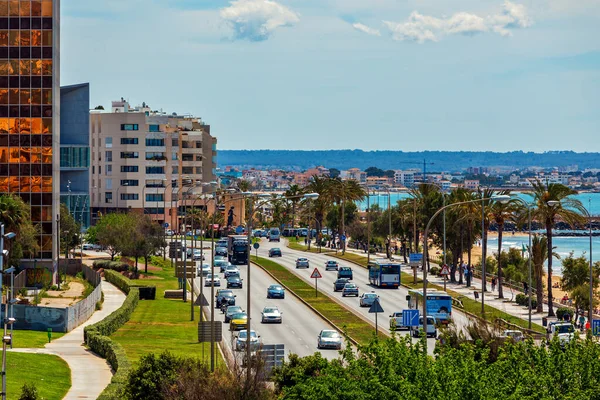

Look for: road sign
[440,265,450,275]
[593,320,600,336]
[197,321,222,342]
[368,298,384,314]
[310,268,322,279]
[260,344,285,376]
[236,225,245,234]
[402,309,419,327]
[409,253,423,264]
[163,223,169,228]
[253,242,260,249]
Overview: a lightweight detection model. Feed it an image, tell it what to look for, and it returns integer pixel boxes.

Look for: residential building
[89,99,217,231]
[0,1,60,262]
[440,180,451,191]
[366,176,393,188]
[60,83,90,229]
[340,168,366,183]
[464,180,480,190]
[393,170,415,187]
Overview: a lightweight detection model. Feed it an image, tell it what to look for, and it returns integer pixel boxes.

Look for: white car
[193,249,204,261]
[197,264,211,277]
[261,306,283,323]
[411,316,437,338]
[224,265,240,278]
[204,273,220,287]
[500,330,524,342]
[317,329,342,350]
[235,329,261,352]
[82,243,99,251]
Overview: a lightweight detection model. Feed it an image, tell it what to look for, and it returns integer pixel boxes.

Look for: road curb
[252,260,378,346]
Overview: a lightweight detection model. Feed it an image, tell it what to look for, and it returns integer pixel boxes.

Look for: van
[269,228,281,242]
[411,316,437,338]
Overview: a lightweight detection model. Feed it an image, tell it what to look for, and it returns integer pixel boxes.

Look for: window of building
[149,124,160,132]
[172,152,178,161]
[182,167,193,174]
[121,152,139,159]
[172,138,178,146]
[121,166,139,173]
[121,124,139,131]
[121,138,138,145]
[145,138,164,147]
[105,192,113,204]
[120,179,139,187]
[195,167,202,174]
[105,151,112,162]
[146,152,166,161]
[106,164,112,176]
[146,194,164,202]
[120,193,139,201]
[195,141,202,149]
[146,180,165,188]
[182,154,194,162]
[146,166,165,174]
[105,137,112,148]
[92,165,95,174]
[106,179,112,190]
[144,208,163,215]
[99,165,102,174]
[172,166,178,174]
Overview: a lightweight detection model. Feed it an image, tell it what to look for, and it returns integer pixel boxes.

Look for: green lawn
[111,261,223,367]
[251,256,383,345]
[11,330,65,349]
[7,352,70,400]
[287,237,333,254]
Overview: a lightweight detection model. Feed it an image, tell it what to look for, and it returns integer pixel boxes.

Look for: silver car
[236,329,261,352]
[224,265,240,278]
[296,257,310,268]
[359,292,379,307]
[342,283,359,297]
[261,306,283,323]
[317,329,342,350]
[205,273,220,287]
[197,264,211,277]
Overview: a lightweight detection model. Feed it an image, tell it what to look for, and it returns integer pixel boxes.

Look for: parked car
[333,278,349,292]
[500,330,524,342]
[296,257,310,268]
[235,329,260,351]
[269,248,282,257]
[226,275,243,289]
[324,260,339,271]
[411,316,437,338]
[224,306,243,323]
[389,311,408,331]
[359,292,379,307]
[267,284,285,299]
[261,306,283,323]
[337,267,353,280]
[82,243,99,251]
[317,330,342,350]
[342,283,359,297]
[216,289,236,307]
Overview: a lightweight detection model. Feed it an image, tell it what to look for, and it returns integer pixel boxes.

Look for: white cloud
[380,1,532,43]
[220,0,300,41]
[352,23,381,36]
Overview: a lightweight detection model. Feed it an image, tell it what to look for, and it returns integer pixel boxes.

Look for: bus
[407,289,452,324]
[368,259,401,288]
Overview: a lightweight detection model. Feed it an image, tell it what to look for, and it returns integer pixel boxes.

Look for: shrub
[104,269,156,300]
[124,351,181,400]
[557,307,574,321]
[19,383,39,400]
[515,293,527,306]
[93,260,130,272]
[430,266,441,276]
[530,298,537,310]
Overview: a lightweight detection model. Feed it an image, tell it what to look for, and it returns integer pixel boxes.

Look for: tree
[95,212,132,260]
[284,184,303,228]
[529,234,558,313]
[304,176,335,231]
[364,167,385,177]
[561,253,600,320]
[60,203,80,258]
[530,180,586,316]
[18,383,39,400]
[0,194,40,264]
[328,168,341,178]
[137,216,165,274]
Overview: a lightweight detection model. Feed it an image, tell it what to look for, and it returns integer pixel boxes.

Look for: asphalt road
[192,251,343,362]
[257,239,471,354]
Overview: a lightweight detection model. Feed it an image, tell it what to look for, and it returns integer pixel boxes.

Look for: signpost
[440,264,450,291]
[402,309,419,328]
[253,242,260,259]
[310,268,322,297]
[409,253,423,284]
[368,298,384,336]
[593,319,600,337]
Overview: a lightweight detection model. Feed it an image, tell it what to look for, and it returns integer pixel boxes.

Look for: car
[204,273,220,287]
[269,228,281,242]
[192,249,204,261]
[235,329,260,351]
[389,311,408,331]
[215,247,228,257]
[333,278,349,292]
[230,312,249,331]
[226,275,243,289]
[500,330,524,342]
[224,265,240,278]
[317,329,342,350]
[550,323,575,345]
[166,229,174,236]
[337,267,353,280]
[224,306,243,323]
[269,248,282,257]
[342,283,359,297]
[359,292,379,307]
[261,306,283,323]
[215,259,230,273]
[296,257,310,268]
[411,316,437,338]
[267,284,285,299]
[216,289,236,307]
[325,260,339,271]
[197,264,211,277]
[217,239,229,247]
[253,230,264,238]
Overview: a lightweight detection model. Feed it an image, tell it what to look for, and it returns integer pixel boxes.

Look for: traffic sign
[236,225,245,234]
[593,319,600,336]
[253,242,260,249]
[310,268,322,279]
[409,253,423,263]
[402,309,420,327]
[164,223,169,228]
[440,265,450,275]
[368,298,384,314]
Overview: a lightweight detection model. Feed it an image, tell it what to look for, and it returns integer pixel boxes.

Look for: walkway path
[10,279,126,399]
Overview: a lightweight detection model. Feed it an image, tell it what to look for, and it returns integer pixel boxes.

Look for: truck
[228,235,249,265]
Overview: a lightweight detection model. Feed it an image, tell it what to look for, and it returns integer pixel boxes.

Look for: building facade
[60,83,89,228]
[394,170,415,188]
[0,0,60,262]
[89,99,217,231]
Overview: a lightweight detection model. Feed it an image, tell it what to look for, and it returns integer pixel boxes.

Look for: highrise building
[0,0,59,262]
[89,99,217,231]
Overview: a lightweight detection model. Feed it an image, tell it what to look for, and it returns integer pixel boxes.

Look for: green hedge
[104,269,156,300]
[84,285,139,399]
[93,260,130,272]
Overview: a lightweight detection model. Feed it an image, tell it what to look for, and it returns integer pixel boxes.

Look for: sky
[61,0,600,152]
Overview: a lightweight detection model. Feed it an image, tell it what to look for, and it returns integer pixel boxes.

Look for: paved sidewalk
[11,279,126,400]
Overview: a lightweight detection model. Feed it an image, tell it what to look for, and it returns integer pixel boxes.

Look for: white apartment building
[464,180,480,190]
[340,168,367,183]
[394,170,415,187]
[89,99,217,229]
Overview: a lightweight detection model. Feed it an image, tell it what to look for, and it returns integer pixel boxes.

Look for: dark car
[267,284,285,299]
[337,267,353,280]
[215,247,228,257]
[325,260,339,271]
[269,248,282,257]
[216,289,236,307]
[226,275,243,289]
[333,278,349,292]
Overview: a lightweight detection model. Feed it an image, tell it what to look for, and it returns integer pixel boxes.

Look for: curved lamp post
[511,196,533,329]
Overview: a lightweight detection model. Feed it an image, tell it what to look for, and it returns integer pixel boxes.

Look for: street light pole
[511,197,533,329]
[481,191,486,316]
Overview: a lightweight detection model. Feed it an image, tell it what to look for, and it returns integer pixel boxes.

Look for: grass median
[7,352,70,400]
[287,237,334,254]
[251,255,382,345]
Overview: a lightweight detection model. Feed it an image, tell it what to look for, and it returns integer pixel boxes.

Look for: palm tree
[488,193,520,298]
[530,180,586,316]
[284,184,303,228]
[529,234,559,313]
[304,176,335,231]
[331,179,366,237]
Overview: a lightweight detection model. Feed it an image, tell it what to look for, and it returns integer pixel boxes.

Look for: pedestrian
[523,281,528,295]
[466,264,472,287]
[491,276,497,292]
[579,314,586,330]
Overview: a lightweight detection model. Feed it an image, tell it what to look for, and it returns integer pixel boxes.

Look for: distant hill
[217,150,600,172]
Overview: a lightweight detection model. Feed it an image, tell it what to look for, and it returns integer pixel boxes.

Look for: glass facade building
[0,0,59,260]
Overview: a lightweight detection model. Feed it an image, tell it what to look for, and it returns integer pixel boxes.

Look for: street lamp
[548,199,594,327]
[421,194,510,353]
[381,187,392,259]
[511,196,533,329]
[0,226,15,400]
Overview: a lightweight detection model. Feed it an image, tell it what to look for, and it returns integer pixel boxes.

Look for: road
[192,250,343,362]
[257,239,471,353]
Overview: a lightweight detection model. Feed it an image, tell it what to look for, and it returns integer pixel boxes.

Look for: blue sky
[61,0,600,152]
